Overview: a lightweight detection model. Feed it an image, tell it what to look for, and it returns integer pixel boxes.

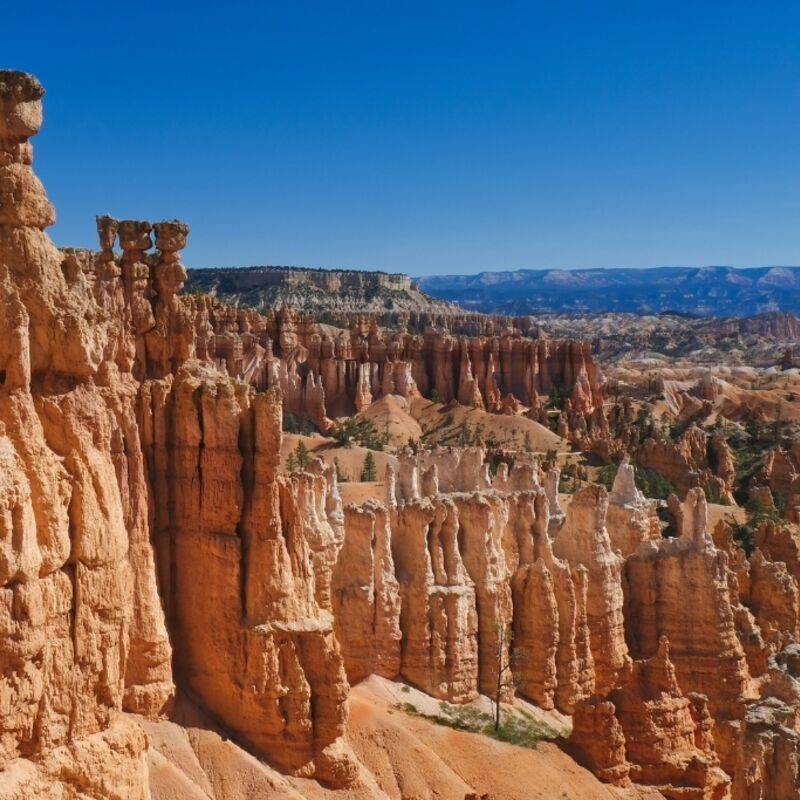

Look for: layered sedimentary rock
[327,480,603,714]
[509,490,594,711]
[0,69,173,798]
[391,498,479,701]
[732,646,800,799]
[396,446,492,499]
[450,493,515,700]
[554,485,631,696]
[625,488,755,769]
[332,502,401,684]
[184,264,457,316]
[58,228,610,433]
[1,69,359,795]
[605,458,660,557]
[140,371,357,785]
[571,637,730,798]
[636,425,736,504]
[758,440,800,523]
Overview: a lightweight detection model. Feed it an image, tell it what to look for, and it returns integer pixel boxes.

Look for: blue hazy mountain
[417,266,800,317]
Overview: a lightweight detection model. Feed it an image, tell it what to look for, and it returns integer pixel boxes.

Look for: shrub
[395,700,561,750]
[333,417,389,451]
[745,498,781,527]
[282,411,315,435]
[731,523,756,556]
[597,463,618,490]
[316,311,348,328]
[547,383,571,411]
[635,466,673,500]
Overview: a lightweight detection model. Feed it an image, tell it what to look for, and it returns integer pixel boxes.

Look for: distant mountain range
[416,266,800,317]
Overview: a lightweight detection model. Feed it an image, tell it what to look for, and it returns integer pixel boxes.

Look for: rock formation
[637,425,736,504]
[140,372,357,785]
[605,457,660,556]
[9,68,800,800]
[0,69,172,799]
[571,637,730,798]
[732,646,800,799]
[0,69,356,795]
[625,489,755,769]
[332,502,401,684]
[554,485,631,695]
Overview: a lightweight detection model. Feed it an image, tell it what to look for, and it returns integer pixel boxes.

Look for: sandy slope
[410,398,569,452]
[143,680,658,800]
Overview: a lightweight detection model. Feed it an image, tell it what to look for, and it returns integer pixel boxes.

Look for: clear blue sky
[5,1,800,275]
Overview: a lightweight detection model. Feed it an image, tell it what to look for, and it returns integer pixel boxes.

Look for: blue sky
[5,2,800,274]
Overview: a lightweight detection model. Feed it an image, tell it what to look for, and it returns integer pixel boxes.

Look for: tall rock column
[391,498,479,701]
[624,488,754,770]
[332,501,402,684]
[452,493,514,700]
[141,372,358,786]
[554,485,631,695]
[0,69,172,799]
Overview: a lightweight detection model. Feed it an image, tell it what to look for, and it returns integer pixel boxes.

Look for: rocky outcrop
[140,371,357,785]
[756,521,800,584]
[0,69,173,798]
[509,490,594,711]
[391,499,479,701]
[65,244,608,432]
[0,69,361,795]
[605,458,660,557]
[184,264,459,316]
[450,493,514,701]
[571,637,730,798]
[732,646,800,799]
[332,502,401,684]
[554,485,631,696]
[636,425,736,504]
[396,446,491,500]
[328,485,601,714]
[625,488,755,770]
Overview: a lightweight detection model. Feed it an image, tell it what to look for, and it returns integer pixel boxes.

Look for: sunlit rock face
[0,68,357,795]
[0,68,171,799]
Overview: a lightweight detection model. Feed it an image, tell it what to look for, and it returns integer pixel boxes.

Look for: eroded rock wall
[0,70,172,799]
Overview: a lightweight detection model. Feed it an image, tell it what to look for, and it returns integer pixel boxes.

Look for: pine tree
[360,451,377,482]
[286,451,299,473]
[523,431,532,452]
[491,620,519,731]
[295,441,310,468]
